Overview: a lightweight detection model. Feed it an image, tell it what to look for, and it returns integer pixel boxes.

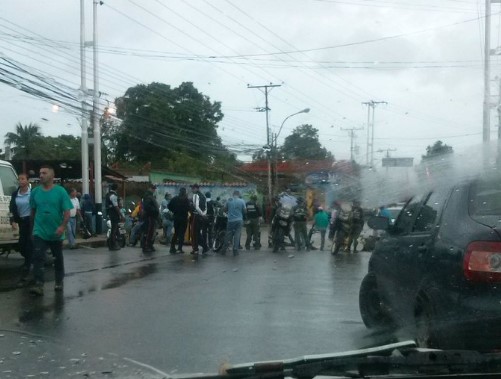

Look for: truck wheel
[359,273,392,328]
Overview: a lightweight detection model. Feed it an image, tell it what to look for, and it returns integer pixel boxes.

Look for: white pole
[484,0,491,143]
[93,0,102,210]
[80,0,89,195]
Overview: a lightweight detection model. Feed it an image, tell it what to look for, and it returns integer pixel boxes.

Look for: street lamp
[271,107,310,196]
[276,108,310,142]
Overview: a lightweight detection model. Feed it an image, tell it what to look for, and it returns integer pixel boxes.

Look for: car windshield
[3,1,501,377]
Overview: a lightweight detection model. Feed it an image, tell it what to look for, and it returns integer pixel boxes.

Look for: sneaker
[29,284,44,296]
[176,250,184,254]
[54,282,64,292]
[16,278,28,288]
[142,248,155,254]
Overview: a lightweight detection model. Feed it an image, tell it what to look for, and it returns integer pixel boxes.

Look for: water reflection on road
[0,246,410,375]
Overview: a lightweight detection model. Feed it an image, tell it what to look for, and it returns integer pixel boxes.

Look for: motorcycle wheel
[213,230,225,252]
[273,228,284,253]
[106,236,113,250]
[119,234,126,248]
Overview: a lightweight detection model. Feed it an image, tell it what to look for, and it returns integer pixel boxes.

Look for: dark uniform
[141,190,159,253]
[346,202,364,252]
[245,196,261,250]
[105,185,121,250]
[292,200,309,251]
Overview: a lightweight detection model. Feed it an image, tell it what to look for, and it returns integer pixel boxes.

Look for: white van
[0,161,19,253]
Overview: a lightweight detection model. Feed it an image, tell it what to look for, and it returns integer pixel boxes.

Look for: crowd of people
[9,169,373,295]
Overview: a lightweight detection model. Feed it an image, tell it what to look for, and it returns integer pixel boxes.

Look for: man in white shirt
[67,188,81,249]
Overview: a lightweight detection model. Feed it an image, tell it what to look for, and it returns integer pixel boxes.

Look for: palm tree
[4,122,42,160]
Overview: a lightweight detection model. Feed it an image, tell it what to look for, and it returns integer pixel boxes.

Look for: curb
[65,235,108,249]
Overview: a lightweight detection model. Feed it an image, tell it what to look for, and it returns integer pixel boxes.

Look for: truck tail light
[464,241,501,282]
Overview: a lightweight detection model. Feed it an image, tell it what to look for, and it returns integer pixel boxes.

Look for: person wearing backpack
[244,194,262,250]
[292,197,310,251]
[190,184,208,258]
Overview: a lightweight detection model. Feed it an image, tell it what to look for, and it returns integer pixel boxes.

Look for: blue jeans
[84,211,95,234]
[223,220,243,254]
[33,236,64,285]
[163,219,173,245]
[66,217,77,246]
[129,221,144,245]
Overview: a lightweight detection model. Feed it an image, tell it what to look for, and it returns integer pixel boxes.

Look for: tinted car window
[412,190,448,233]
[394,196,423,234]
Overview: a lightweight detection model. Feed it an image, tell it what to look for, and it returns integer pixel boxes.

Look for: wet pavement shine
[0,231,392,377]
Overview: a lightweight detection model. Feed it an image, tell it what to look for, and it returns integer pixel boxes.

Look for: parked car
[359,175,501,350]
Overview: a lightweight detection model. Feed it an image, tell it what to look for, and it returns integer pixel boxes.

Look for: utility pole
[341,127,363,162]
[92,0,103,231]
[80,0,89,196]
[362,100,387,168]
[484,0,492,144]
[247,83,281,202]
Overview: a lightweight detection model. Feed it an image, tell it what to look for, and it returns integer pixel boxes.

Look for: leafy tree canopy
[4,123,82,160]
[422,140,453,160]
[106,82,231,170]
[4,122,42,159]
[279,124,333,161]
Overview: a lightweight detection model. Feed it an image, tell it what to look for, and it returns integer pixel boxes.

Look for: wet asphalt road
[0,232,399,378]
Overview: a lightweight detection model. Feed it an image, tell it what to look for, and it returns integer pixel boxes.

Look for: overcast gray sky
[1,0,500,165]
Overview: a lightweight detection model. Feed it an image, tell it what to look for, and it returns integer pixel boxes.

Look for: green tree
[422,140,453,160]
[108,82,227,167]
[37,135,82,160]
[279,124,333,161]
[4,122,42,159]
[252,148,268,162]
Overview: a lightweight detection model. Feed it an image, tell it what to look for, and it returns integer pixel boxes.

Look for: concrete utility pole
[484,0,492,143]
[377,148,397,158]
[247,83,281,202]
[362,100,387,168]
[92,0,103,230]
[341,127,363,162]
[80,0,89,196]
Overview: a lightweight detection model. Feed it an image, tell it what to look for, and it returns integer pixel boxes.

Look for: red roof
[240,159,336,174]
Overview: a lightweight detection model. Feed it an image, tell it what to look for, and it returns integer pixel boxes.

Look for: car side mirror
[368,215,390,230]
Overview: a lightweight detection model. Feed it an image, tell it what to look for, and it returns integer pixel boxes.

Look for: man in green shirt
[29,165,73,296]
[310,206,329,251]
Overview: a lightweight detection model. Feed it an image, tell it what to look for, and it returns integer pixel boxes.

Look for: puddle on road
[101,263,157,290]
[13,263,157,325]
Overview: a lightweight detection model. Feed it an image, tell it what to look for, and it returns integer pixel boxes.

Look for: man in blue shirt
[222,190,246,256]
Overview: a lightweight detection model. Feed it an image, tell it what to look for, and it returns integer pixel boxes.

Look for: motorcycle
[106,217,127,249]
[212,207,228,253]
[271,194,297,252]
